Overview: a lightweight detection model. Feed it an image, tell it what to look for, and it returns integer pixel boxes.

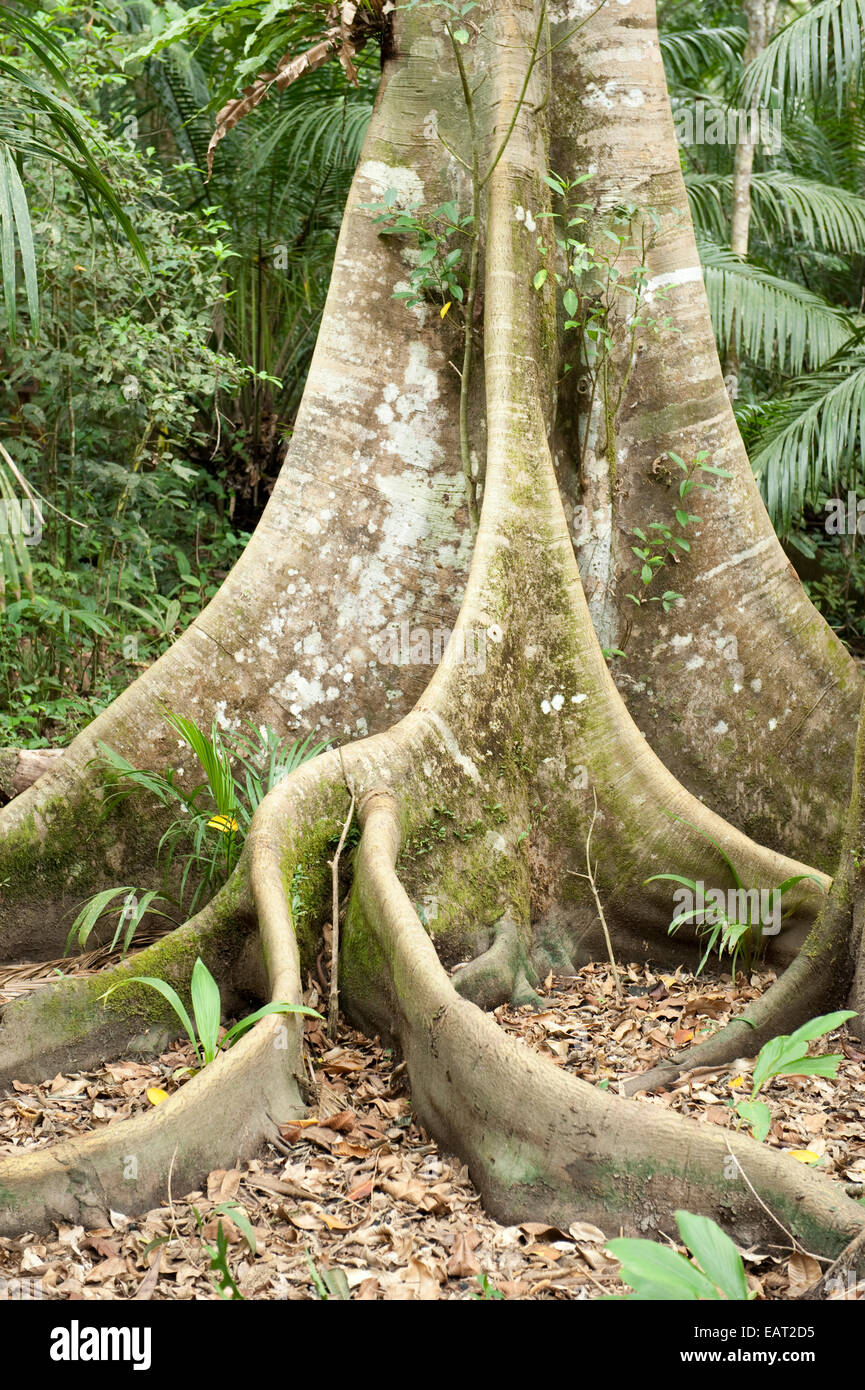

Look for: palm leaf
[686,170,865,253]
[750,337,865,530]
[740,0,865,112]
[698,237,856,374]
[660,24,746,84]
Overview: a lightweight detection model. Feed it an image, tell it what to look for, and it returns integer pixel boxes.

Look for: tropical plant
[0,0,144,336]
[607,1209,753,1301]
[100,954,322,1071]
[646,812,825,981]
[659,0,865,545]
[65,710,330,952]
[734,1010,857,1141]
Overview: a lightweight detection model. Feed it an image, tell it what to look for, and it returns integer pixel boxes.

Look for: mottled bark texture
[2,0,865,1267]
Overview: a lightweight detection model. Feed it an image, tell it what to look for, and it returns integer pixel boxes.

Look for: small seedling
[100,955,322,1071]
[607,1210,753,1300]
[734,1010,856,1141]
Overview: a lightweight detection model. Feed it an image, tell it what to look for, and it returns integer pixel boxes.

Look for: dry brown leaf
[787,1252,821,1290]
[446,1229,482,1278]
[207,1168,242,1202]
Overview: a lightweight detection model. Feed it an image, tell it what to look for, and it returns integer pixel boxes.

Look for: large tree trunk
[2,0,865,1270]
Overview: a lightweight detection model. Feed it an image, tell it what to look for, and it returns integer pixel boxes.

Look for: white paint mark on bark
[645,267,704,298]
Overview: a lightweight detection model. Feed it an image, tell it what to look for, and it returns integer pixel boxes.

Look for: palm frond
[660,24,746,85]
[740,0,865,112]
[750,336,865,530]
[698,237,856,374]
[685,170,865,252]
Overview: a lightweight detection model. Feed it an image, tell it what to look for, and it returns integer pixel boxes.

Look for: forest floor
[1,958,864,1301]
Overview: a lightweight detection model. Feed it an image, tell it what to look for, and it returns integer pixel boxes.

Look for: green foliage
[538,175,680,480]
[734,1011,856,1141]
[646,813,825,980]
[68,710,329,951]
[305,1252,351,1300]
[194,1201,257,1300]
[659,1,865,553]
[739,0,865,113]
[0,0,145,336]
[100,954,322,1069]
[366,191,473,315]
[698,237,854,378]
[607,1210,753,1301]
[470,1273,505,1300]
[626,451,731,612]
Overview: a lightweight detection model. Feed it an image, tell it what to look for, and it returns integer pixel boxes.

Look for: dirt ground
[1,957,863,1301]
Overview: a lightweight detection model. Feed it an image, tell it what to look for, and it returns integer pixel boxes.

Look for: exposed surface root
[624,690,865,1095]
[345,789,865,1260]
[452,915,542,1011]
[0,758,349,1236]
[0,878,259,1090]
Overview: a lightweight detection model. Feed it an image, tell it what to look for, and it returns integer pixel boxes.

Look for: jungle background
[2,0,865,750]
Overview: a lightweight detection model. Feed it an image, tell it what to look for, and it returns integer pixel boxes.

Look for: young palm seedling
[646,813,824,982]
[100,955,322,1074]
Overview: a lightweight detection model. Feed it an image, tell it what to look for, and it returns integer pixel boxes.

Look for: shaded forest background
[2,0,865,745]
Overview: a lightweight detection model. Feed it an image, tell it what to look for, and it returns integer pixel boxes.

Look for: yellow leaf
[789,1149,820,1165]
[440,301,452,318]
[729,1076,744,1089]
[319,1214,351,1231]
[146,1087,169,1106]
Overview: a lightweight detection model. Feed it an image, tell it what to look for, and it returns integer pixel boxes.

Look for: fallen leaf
[787,1252,821,1290]
[447,1229,482,1278]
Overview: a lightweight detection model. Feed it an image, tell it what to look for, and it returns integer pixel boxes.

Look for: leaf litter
[0,959,863,1300]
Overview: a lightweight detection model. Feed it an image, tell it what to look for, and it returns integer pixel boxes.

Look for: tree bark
[1,0,864,1269]
[0,747,64,804]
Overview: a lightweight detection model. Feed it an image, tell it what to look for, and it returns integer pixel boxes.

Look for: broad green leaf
[105,974,202,1067]
[772,1054,845,1082]
[675,1211,750,1301]
[606,1237,720,1300]
[191,957,222,1064]
[735,1098,772,1143]
[220,1000,323,1050]
[786,1011,856,1050]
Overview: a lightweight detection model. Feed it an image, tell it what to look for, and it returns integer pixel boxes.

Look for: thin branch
[567,788,621,997]
[722,1134,829,1265]
[327,751,356,1041]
